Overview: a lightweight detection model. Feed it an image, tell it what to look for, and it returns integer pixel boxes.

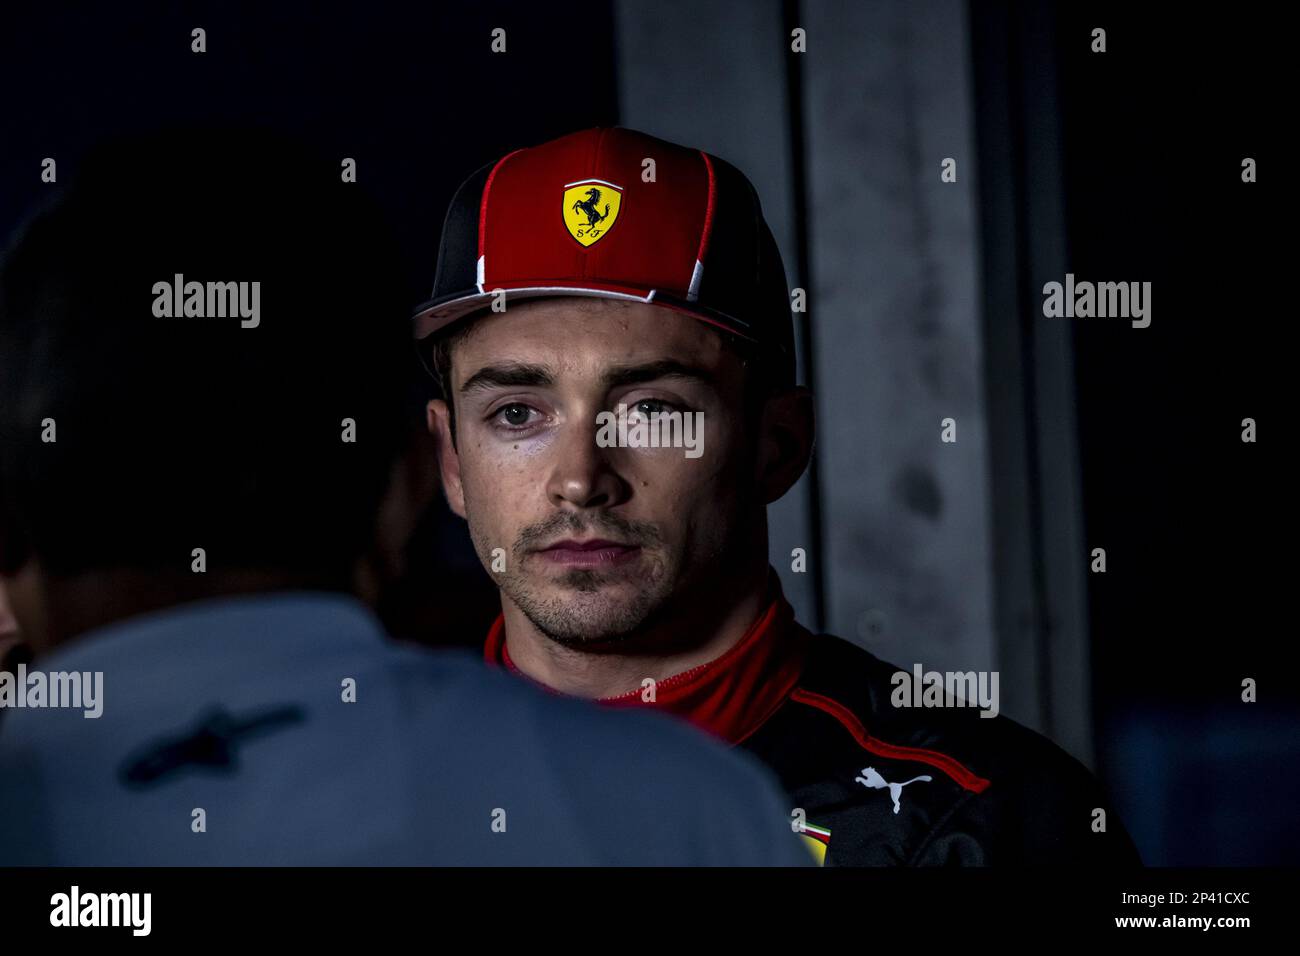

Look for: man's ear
[755,385,816,505]
[0,576,29,677]
[357,430,442,600]
[427,399,467,519]
[0,505,31,577]
[0,576,19,640]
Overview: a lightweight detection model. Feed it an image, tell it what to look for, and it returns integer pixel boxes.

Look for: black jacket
[742,625,1143,866]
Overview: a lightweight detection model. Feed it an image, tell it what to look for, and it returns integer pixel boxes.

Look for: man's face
[429,297,765,646]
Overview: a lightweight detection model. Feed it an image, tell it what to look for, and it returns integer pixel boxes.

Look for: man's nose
[545,412,628,510]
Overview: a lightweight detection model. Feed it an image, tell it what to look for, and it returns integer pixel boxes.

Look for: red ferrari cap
[412,127,795,387]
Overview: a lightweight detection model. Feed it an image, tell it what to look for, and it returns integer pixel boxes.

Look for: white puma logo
[854,766,932,814]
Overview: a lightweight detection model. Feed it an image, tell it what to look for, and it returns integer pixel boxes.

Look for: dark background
[0,1,1289,865]
[1050,6,1287,865]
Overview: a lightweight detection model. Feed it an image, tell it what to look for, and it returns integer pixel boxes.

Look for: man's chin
[515,577,660,646]
[545,567,635,592]
[538,574,643,611]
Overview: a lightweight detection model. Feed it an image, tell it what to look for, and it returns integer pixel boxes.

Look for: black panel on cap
[696,155,795,389]
[425,161,495,322]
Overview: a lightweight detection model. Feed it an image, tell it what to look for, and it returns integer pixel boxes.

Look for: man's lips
[533,538,642,567]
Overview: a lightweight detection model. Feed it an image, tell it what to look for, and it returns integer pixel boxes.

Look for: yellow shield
[563,180,623,247]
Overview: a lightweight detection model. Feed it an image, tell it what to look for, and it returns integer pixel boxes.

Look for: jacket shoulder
[762,632,1141,865]
[794,632,1087,782]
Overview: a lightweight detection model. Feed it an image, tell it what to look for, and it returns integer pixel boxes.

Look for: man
[0,129,811,866]
[415,126,1142,866]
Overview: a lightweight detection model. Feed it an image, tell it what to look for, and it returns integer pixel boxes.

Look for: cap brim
[412,282,758,344]
[413,283,653,340]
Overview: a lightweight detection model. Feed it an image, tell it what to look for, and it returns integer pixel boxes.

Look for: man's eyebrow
[459,362,556,395]
[601,360,718,389]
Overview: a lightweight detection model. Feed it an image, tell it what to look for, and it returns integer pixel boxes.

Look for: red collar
[482,575,810,745]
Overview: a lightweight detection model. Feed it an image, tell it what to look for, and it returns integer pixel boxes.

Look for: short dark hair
[0,129,415,577]
[425,307,786,449]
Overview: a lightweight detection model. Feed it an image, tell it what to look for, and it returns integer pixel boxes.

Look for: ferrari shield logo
[563,179,623,247]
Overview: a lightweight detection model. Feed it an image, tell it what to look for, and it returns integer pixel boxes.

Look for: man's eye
[492,403,536,428]
[628,399,677,419]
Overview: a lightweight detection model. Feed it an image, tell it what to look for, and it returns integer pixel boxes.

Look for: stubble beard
[469,511,676,648]
[504,558,674,647]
